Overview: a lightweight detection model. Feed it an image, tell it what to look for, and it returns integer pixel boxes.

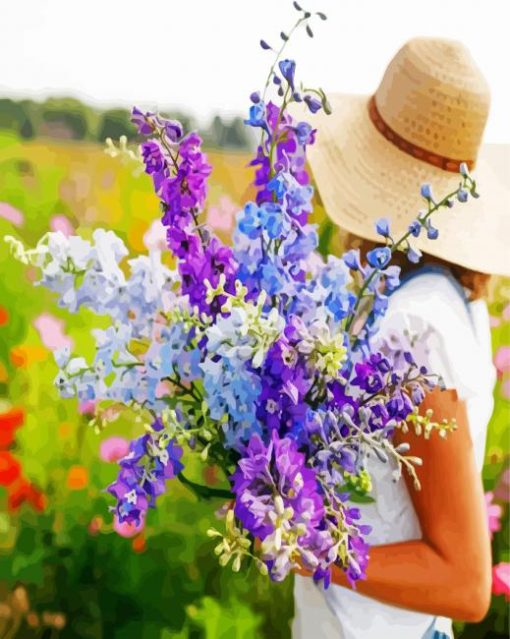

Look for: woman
[292,37,509,639]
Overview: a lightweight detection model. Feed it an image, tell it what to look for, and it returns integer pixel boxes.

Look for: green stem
[345,182,469,335]
[268,87,292,181]
[177,472,233,501]
[262,17,306,102]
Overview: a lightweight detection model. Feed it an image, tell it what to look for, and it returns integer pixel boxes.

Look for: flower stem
[177,472,233,501]
[262,17,306,102]
[345,181,470,335]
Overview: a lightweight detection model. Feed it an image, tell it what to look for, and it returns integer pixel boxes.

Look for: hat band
[368,95,475,173]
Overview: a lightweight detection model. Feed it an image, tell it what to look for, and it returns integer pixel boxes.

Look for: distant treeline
[0,96,252,150]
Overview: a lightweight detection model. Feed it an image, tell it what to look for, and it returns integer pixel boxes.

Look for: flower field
[0,129,508,638]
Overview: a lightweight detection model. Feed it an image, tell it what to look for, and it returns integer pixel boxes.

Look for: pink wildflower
[492,563,510,601]
[100,436,130,463]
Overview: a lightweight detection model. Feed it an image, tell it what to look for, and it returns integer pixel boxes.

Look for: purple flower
[141,141,166,175]
[163,120,183,143]
[231,431,329,580]
[346,534,370,585]
[232,432,323,534]
[351,353,390,393]
[386,389,414,421]
[294,122,316,146]
[304,95,322,114]
[278,59,296,90]
[131,106,155,135]
[108,422,184,527]
[108,468,149,525]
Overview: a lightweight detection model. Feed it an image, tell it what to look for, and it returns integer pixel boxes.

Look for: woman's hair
[345,234,491,301]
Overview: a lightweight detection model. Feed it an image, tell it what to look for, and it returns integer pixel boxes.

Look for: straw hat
[304,37,510,276]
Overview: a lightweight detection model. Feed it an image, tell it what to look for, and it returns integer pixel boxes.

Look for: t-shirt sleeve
[375,273,483,401]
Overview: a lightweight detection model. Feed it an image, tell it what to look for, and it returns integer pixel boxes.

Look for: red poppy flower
[0,305,9,326]
[0,407,25,449]
[0,451,22,485]
[7,479,46,512]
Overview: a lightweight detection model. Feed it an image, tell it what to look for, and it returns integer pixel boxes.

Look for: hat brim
[301,94,510,276]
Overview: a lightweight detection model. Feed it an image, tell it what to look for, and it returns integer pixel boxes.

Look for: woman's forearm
[330,538,491,622]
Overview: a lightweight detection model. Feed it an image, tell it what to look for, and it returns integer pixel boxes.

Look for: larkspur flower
[408,220,421,237]
[406,245,422,264]
[9,19,476,589]
[304,95,322,113]
[457,188,469,203]
[420,183,433,200]
[366,247,391,269]
[278,59,296,90]
[141,140,166,175]
[294,122,316,146]
[245,103,268,132]
[375,217,390,238]
[343,249,362,271]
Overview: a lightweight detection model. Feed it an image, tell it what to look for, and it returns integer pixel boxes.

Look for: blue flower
[420,183,434,201]
[457,189,469,203]
[283,225,318,262]
[267,174,287,200]
[304,95,322,114]
[343,249,362,271]
[366,247,391,269]
[406,246,422,264]
[375,217,390,238]
[259,202,289,239]
[237,202,262,239]
[286,183,313,219]
[373,292,388,316]
[425,220,439,240]
[261,259,285,295]
[325,290,356,321]
[383,265,400,292]
[294,122,315,146]
[177,348,202,382]
[244,103,267,131]
[408,220,421,237]
[278,59,296,90]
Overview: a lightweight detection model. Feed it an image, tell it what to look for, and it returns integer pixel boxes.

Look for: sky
[3,0,510,141]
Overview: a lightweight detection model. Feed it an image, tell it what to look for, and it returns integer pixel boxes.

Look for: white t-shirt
[293,271,496,639]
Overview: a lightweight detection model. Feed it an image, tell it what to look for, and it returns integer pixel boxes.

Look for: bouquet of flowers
[7,5,479,587]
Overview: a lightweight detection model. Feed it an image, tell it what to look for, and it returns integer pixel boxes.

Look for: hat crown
[375,37,490,163]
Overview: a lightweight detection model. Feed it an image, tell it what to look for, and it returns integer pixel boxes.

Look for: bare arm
[302,388,492,622]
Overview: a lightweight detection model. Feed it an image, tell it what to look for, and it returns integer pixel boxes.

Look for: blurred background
[0,1,509,637]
